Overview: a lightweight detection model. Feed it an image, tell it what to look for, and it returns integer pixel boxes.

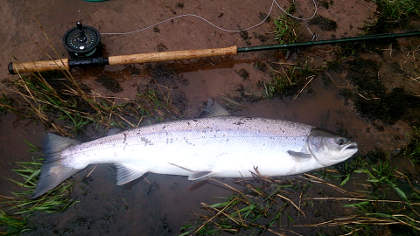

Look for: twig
[209,178,249,202]
[302,173,349,194]
[357,93,380,101]
[276,194,306,216]
[0,194,15,200]
[339,228,361,236]
[293,75,316,100]
[85,165,97,178]
[195,199,237,233]
[266,228,287,236]
[307,197,419,205]
[271,62,297,66]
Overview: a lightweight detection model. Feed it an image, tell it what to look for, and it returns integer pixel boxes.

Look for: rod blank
[8,31,420,74]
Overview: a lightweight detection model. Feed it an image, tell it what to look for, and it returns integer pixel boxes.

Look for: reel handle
[8,46,237,74]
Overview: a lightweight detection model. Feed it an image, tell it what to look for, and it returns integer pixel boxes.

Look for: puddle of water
[0,114,44,194]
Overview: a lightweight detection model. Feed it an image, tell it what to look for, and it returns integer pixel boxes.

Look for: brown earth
[0,0,419,235]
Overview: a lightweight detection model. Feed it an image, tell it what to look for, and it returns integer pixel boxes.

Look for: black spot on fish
[184,137,195,146]
[233,121,244,125]
[123,133,127,144]
[140,137,154,146]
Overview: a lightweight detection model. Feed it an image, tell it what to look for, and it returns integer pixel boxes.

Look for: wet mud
[1,0,419,235]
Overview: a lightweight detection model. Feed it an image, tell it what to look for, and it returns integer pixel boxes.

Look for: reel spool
[63,21,101,58]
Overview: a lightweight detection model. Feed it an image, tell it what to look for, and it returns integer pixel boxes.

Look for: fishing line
[100,0,318,35]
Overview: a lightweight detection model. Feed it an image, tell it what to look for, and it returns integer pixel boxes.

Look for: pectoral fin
[115,164,147,185]
[287,150,312,159]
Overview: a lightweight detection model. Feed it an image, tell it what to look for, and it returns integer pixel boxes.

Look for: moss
[319,0,334,9]
[0,93,14,114]
[309,15,337,31]
[236,68,250,80]
[346,59,384,97]
[355,87,419,124]
[95,75,123,93]
[327,60,344,73]
[341,58,420,124]
[404,127,420,164]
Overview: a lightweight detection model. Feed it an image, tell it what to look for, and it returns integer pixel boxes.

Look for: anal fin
[115,164,147,185]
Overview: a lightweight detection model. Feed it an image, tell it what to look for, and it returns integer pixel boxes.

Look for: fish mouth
[343,142,358,151]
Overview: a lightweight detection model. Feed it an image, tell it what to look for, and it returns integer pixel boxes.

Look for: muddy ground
[1,0,419,235]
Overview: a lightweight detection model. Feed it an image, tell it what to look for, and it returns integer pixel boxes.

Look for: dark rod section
[68,57,109,67]
[237,31,420,53]
[8,62,15,74]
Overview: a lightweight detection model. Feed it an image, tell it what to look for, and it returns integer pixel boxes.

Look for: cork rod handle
[108,46,238,65]
[9,59,69,74]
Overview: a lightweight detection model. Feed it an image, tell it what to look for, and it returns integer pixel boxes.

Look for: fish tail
[32,133,81,199]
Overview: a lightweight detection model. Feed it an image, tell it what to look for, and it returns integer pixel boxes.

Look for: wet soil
[1,0,419,235]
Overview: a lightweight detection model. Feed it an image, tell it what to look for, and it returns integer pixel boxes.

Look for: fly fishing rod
[8,22,420,74]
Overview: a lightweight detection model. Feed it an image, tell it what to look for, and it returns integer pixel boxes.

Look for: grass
[0,94,15,115]
[0,65,181,234]
[273,3,298,45]
[261,60,316,98]
[366,0,420,32]
[402,127,420,166]
[2,69,178,137]
[375,0,420,23]
[179,176,309,236]
[179,131,420,235]
[0,143,76,235]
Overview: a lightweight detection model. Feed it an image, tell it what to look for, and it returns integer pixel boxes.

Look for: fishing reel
[63,21,101,59]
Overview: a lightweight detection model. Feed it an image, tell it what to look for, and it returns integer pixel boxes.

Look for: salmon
[33,116,358,198]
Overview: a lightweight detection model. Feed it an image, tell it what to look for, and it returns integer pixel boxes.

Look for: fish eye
[336,138,347,145]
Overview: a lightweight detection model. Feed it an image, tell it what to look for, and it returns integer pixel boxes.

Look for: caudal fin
[32,133,81,199]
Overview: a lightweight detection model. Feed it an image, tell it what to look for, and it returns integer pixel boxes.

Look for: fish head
[307,129,358,166]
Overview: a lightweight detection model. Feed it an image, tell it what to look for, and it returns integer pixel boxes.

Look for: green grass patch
[366,0,420,32]
[273,2,298,45]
